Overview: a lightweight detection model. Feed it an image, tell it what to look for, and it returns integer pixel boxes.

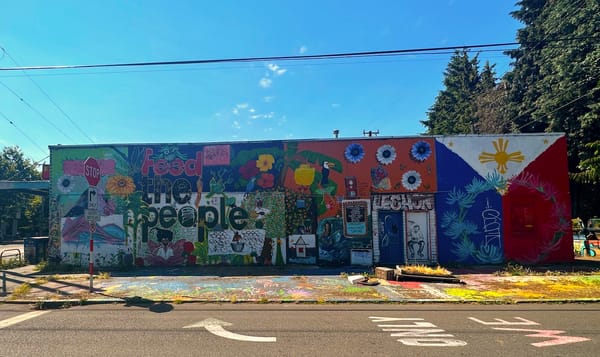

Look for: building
[46,133,573,268]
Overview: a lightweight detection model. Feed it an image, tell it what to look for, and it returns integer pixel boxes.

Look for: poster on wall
[342,200,370,237]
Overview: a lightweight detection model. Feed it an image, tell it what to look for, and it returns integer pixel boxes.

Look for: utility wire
[0,48,514,79]
[0,37,597,72]
[1,47,94,144]
[0,41,524,71]
[0,110,48,154]
[517,86,600,131]
[0,47,95,143]
[0,80,77,143]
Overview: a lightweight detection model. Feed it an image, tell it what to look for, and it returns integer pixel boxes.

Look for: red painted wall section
[503,136,573,263]
[284,138,437,196]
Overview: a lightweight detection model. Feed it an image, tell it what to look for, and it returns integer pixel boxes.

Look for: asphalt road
[1,303,598,356]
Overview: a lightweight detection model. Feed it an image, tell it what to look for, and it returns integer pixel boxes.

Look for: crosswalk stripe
[0,311,51,329]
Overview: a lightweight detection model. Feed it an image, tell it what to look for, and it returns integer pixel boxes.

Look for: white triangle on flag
[435,134,562,180]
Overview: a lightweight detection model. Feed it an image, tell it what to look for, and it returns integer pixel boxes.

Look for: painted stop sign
[83,157,101,186]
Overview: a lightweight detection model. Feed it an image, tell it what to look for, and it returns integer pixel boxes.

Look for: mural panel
[435,139,504,265]
[47,134,572,269]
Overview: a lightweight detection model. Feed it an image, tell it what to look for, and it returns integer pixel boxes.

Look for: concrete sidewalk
[2,259,600,306]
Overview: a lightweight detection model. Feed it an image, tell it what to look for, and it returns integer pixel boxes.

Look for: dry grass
[11,283,32,299]
[398,265,453,276]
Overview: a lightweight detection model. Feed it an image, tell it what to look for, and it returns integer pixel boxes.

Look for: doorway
[378,210,404,264]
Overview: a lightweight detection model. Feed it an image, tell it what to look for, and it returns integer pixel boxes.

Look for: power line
[0,48,515,79]
[0,110,48,154]
[0,80,78,143]
[1,37,596,72]
[0,42,521,71]
[517,86,600,131]
[1,46,95,143]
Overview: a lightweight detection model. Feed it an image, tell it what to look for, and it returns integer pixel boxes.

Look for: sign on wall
[342,200,370,237]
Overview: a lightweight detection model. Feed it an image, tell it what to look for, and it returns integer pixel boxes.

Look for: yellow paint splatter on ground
[447,275,600,300]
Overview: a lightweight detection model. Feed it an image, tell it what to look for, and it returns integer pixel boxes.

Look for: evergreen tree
[505,0,600,217]
[422,50,482,134]
[474,81,514,134]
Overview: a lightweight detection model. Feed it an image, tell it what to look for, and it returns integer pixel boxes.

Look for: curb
[3,296,600,308]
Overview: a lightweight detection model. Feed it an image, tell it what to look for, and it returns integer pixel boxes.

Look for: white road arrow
[184,318,276,342]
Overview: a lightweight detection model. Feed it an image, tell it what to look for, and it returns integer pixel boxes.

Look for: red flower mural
[257,173,275,189]
[239,160,260,179]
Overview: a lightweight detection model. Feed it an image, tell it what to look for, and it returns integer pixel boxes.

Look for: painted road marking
[494,328,591,347]
[184,318,276,342]
[369,317,467,347]
[0,311,51,329]
[469,316,590,347]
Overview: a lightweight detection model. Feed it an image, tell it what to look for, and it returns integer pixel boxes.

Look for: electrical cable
[0,80,77,143]
[0,46,95,143]
[0,110,48,154]
[0,36,597,72]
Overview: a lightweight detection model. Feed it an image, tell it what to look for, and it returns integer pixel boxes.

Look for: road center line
[0,311,51,329]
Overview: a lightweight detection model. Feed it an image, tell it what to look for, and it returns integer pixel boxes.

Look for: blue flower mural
[344,143,365,163]
[410,141,432,162]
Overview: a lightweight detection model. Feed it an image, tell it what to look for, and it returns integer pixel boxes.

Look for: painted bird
[245,177,257,197]
[320,161,334,186]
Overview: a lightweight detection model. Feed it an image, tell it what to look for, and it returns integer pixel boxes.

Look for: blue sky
[1,1,522,165]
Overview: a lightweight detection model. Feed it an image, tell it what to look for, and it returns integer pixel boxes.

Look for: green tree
[474,81,514,134]
[0,146,46,238]
[571,141,600,184]
[505,0,600,217]
[422,50,485,134]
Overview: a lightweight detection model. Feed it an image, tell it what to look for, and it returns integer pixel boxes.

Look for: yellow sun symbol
[478,138,524,174]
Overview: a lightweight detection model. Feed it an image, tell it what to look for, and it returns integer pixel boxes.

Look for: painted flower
[257,173,275,189]
[106,175,135,197]
[345,143,365,163]
[256,154,275,172]
[57,175,75,194]
[410,141,432,162]
[183,241,195,253]
[401,170,422,191]
[376,145,397,165]
[239,160,260,179]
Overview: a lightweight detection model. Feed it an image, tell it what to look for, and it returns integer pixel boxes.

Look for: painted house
[47,133,573,269]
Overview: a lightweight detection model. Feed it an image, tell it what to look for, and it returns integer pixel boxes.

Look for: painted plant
[440,173,507,263]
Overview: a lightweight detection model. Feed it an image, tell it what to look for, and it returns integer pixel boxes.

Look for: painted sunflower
[410,141,432,162]
[256,154,275,172]
[376,144,397,165]
[401,170,422,191]
[106,175,135,197]
[345,143,365,163]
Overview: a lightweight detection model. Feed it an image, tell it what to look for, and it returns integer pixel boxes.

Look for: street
[0,303,598,356]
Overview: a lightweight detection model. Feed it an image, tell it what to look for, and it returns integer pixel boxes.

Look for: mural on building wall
[49,146,129,266]
[435,134,572,264]
[372,193,437,265]
[47,134,573,268]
